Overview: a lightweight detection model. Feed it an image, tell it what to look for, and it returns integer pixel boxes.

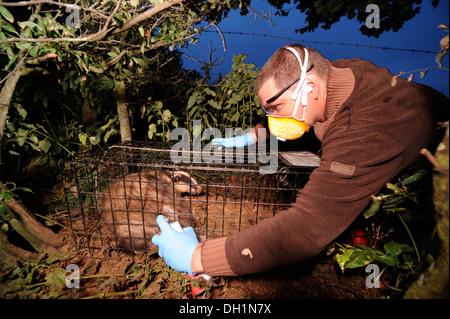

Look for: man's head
[255,44,329,130]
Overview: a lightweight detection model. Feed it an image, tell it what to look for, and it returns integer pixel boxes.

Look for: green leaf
[382,195,407,207]
[100,119,115,131]
[0,5,14,23]
[46,252,68,264]
[132,56,149,68]
[1,221,9,232]
[402,252,415,264]
[231,111,240,122]
[1,191,14,201]
[46,268,66,286]
[385,183,405,194]
[362,198,382,218]
[383,242,405,256]
[78,133,87,146]
[0,20,19,36]
[207,100,221,110]
[153,101,163,110]
[38,139,51,153]
[345,250,374,269]
[138,26,145,37]
[4,53,17,70]
[89,135,100,145]
[13,103,27,120]
[148,124,157,140]
[374,254,398,267]
[16,187,33,193]
[401,169,428,186]
[0,204,6,217]
[18,21,42,32]
[187,94,199,110]
[359,244,383,255]
[15,41,32,50]
[29,46,38,57]
[204,87,216,97]
[336,248,353,272]
[113,13,124,27]
[102,78,115,90]
[162,109,171,123]
[104,128,118,143]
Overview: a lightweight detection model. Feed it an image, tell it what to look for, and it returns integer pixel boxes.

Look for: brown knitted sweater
[200,58,449,276]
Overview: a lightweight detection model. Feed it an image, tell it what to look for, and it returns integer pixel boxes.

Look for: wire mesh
[59,142,314,255]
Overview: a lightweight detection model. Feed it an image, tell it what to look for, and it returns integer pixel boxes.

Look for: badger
[99,170,202,250]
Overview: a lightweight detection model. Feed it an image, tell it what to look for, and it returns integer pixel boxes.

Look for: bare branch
[97,0,122,39]
[243,1,275,26]
[212,22,226,52]
[0,50,28,86]
[421,148,449,175]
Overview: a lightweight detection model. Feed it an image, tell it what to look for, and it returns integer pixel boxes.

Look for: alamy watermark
[169,120,279,174]
[365,264,381,288]
[365,4,380,29]
[65,264,80,289]
[65,5,80,29]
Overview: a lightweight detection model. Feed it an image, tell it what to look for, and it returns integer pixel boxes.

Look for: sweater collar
[314,62,355,141]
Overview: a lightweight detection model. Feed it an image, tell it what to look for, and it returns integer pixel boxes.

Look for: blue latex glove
[151,215,199,275]
[211,133,255,149]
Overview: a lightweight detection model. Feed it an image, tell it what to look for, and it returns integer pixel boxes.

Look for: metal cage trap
[59,142,319,255]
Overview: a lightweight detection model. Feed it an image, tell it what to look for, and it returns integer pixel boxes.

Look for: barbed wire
[203,30,441,55]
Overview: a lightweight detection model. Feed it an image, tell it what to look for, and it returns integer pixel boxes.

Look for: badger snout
[171,170,203,195]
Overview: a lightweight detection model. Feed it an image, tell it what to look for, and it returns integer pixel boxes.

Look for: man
[152,44,449,277]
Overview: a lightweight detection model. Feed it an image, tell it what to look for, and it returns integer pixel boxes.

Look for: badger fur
[99,170,202,250]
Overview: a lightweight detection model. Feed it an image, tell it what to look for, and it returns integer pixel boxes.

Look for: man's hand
[151,215,200,275]
[211,133,255,149]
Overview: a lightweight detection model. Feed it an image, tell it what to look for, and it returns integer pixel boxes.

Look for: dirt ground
[46,222,391,300]
[1,173,393,300]
[0,218,392,300]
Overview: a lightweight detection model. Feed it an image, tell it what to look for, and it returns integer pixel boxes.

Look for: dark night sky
[182,0,449,97]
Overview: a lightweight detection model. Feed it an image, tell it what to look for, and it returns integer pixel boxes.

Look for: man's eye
[271,105,282,112]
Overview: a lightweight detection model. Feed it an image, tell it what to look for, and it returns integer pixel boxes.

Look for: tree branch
[0,0,105,17]
[421,148,449,175]
[0,0,185,44]
[212,22,226,51]
[111,0,185,35]
[0,0,74,7]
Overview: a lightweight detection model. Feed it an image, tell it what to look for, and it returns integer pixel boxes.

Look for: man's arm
[199,129,405,276]
[191,244,204,273]
[248,119,269,143]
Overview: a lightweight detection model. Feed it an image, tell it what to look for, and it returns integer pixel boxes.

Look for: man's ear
[306,74,320,100]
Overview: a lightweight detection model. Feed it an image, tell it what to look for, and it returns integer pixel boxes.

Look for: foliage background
[0,0,448,299]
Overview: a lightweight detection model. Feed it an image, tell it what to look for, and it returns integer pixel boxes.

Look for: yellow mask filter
[267,116,309,141]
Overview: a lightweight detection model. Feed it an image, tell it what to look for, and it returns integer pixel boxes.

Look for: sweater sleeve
[201,128,405,276]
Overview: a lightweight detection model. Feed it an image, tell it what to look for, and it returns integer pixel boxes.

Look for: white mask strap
[285,47,309,119]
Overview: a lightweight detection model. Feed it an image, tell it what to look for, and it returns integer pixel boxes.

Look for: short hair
[254,44,329,94]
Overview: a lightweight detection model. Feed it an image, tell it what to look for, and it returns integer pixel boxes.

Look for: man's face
[258,77,305,118]
[258,76,326,127]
